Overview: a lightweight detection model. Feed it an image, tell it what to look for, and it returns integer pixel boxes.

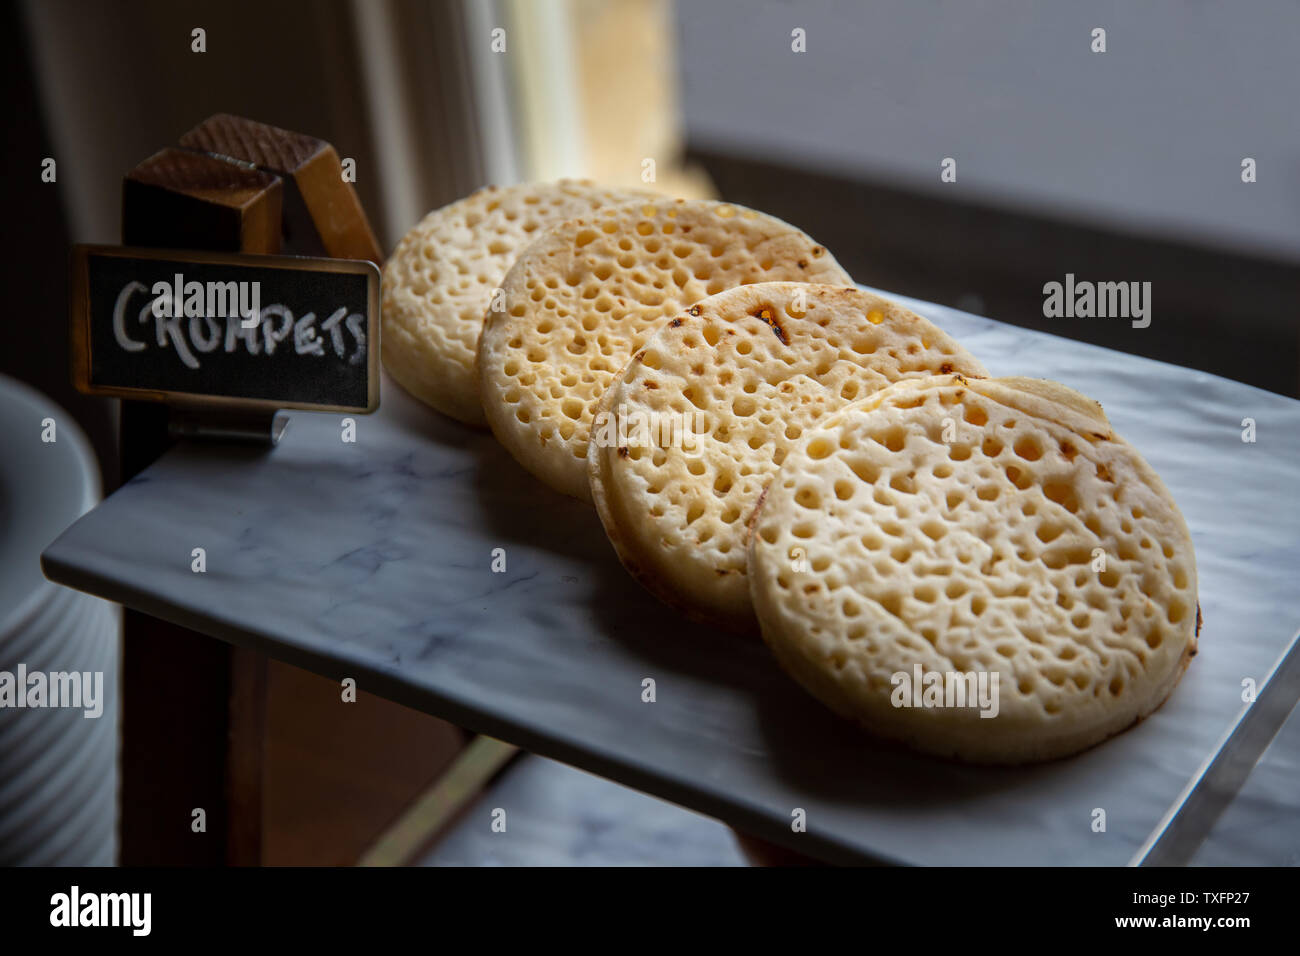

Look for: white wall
[676,0,1300,262]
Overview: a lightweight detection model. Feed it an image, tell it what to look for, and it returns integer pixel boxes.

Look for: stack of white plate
[0,374,119,865]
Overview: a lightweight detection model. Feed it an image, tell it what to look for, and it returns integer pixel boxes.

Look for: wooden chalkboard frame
[70,244,381,414]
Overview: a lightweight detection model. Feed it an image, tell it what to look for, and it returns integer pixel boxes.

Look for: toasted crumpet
[477,199,851,499]
[748,375,1200,764]
[589,283,987,633]
[382,180,655,424]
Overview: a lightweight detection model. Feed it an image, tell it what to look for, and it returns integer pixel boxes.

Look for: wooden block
[181,114,383,264]
[123,147,282,254]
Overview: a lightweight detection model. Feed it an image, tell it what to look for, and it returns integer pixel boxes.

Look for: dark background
[3,1,98,466]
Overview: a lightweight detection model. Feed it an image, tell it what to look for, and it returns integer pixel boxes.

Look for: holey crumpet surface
[748,375,1200,764]
[382,181,655,425]
[589,283,986,633]
[476,199,851,500]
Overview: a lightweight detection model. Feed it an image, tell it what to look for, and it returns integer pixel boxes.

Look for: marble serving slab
[41,289,1300,865]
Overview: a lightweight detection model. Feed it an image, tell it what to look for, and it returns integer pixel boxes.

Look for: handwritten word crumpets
[112,279,366,370]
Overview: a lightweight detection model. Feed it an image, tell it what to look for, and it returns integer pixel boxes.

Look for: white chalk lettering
[320,307,348,357]
[261,305,295,354]
[112,281,147,352]
[295,312,324,355]
[109,282,364,368]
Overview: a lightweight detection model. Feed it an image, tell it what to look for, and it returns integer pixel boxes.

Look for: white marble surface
[41,292,1300,865]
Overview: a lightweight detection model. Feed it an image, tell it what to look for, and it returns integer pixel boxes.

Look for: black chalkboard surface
[71,245,380,412]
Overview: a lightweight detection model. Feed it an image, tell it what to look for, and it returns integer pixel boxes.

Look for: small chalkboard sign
[71,245,380,413]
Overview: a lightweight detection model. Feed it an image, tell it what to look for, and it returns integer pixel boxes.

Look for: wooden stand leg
[226,648,268,865]
[118,610,233,865]
[117,147,283,865]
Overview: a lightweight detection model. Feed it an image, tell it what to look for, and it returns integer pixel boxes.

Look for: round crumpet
[477,199,852,500]
[748,375,1200,764]
[382,180,655,425]
[589,283,987,633]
